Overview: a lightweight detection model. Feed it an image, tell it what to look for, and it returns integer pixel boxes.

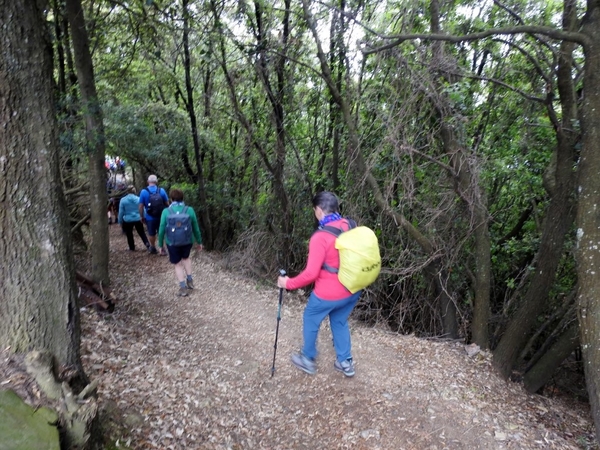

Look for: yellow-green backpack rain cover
[334,226,381,293]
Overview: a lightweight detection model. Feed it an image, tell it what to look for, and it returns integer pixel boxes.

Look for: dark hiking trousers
[122,220,150,250]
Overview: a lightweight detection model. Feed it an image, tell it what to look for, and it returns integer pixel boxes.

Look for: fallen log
[76,271,116,313]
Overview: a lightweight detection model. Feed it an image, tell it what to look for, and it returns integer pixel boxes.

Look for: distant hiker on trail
[277,191,362,378]
[107,197,117,225]
[118,186,151,252]
[138,174,169,255]
[106,176,117,225]
[158,188,203,297]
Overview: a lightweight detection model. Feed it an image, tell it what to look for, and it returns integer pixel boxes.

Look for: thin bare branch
[362,26,589,56]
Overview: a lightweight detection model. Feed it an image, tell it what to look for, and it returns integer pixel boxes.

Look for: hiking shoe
[177,286,189,297]
[334,358,355,377]
[149,246,158,254]
[291,353,316,375]
[186,278,194,290]
[160,248,168,256]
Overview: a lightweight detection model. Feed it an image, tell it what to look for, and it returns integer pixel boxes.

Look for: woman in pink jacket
[278,192,361,377]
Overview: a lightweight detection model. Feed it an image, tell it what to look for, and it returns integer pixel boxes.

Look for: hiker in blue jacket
[118,186,151,252]
[138,174,169,255]
[158,188,203,297]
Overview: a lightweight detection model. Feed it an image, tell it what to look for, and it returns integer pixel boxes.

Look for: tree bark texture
[0,0,82,368]
[522,322,579,394]
[66,0,110,284]
[577,4,600,441]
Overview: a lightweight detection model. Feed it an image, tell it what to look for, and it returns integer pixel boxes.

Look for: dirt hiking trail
[79,225,596,449]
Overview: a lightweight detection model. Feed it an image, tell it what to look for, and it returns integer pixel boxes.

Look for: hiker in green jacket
[158,188,203,297]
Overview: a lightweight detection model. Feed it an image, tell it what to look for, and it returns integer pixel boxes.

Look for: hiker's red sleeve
[286,234,328,291]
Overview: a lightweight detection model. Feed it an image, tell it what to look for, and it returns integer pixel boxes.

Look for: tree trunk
[425,264,458,338]
[430,0,488,343]
[493,145,576,378]
[182,0,213,249]
[52,0,67,94]
[66,0,110,283]
[493,1,579,379]
[252,0,293,266]
[447,130,491,345]
[576,4,600,441]
[327,1,345,191]
[0,0,82,370]
[522,321,579,394]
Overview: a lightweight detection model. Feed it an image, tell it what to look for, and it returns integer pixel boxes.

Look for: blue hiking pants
[302,290,362,362]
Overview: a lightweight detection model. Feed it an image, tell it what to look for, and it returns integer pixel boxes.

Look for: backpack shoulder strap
[319,225,342,237]
[318,218,355,237]
[318,218,354,274]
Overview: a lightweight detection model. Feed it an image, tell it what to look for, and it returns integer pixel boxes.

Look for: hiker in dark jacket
[118,187,151,252]
[158,189,202,297]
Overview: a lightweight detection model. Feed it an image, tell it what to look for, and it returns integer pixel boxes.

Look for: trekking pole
[271,269,287,377]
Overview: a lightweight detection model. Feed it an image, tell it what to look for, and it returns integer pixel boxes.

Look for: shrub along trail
[80,225,597,449]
